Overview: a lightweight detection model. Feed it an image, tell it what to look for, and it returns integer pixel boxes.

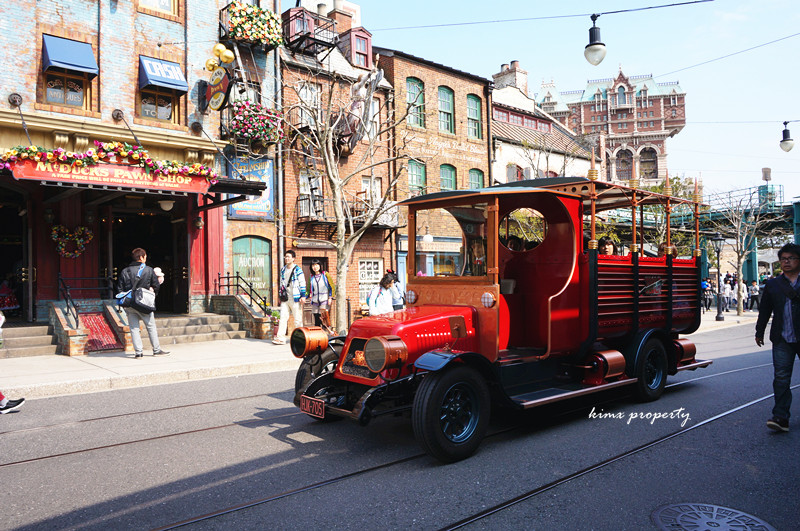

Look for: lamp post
[711,233,725,321]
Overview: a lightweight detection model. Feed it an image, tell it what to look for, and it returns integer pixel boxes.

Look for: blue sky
[356,0,800,201]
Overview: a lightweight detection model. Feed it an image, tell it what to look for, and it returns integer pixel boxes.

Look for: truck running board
[511,378,637,409]
[675,359,712,371]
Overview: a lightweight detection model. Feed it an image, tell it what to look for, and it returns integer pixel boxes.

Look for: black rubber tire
[294,347,340,398]
[633,337,668,402]
[412,365,490,463]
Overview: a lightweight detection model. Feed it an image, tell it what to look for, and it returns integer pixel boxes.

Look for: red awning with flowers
[3,141,218,194]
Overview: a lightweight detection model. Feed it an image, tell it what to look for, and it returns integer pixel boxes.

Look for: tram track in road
[145,363,776,530]
[438,382,800,531]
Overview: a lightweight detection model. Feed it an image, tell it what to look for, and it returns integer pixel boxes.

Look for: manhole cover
[652,503,776,531]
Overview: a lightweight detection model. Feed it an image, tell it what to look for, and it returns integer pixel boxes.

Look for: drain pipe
[275,0,285,264]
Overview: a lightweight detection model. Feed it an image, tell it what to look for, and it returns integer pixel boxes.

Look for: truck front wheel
[412,365,490,463]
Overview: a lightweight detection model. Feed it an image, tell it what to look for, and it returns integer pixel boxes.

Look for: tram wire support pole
[711,232,725,321]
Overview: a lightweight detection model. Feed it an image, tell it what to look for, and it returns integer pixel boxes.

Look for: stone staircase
[0,325,59,358]
[133,313,247,349]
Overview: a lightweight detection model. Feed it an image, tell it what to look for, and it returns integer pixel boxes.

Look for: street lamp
[584,14,607,66]
[780,121,795,152]
[711,232,725,321]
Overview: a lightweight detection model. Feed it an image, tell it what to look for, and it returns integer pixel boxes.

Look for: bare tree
[517,132,590,178]
[282,59,414,331]
[707,186,790,315]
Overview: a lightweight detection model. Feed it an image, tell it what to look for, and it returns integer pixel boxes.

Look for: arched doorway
[232,236,272,303]
[640,148,658,179]
[616,150,633,181]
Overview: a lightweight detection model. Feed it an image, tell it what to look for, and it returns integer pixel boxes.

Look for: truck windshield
[415,203,488,277]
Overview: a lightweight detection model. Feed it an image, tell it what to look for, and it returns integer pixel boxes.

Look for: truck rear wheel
[633,337,667,402]
[412,365,490,463]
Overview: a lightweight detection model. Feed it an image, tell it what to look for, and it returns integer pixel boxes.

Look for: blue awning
[42,35,99,79]
[139,57,188,94]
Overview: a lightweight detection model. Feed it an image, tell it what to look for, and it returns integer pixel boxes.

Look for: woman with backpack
[368,273,396,316]
[307,259,335,332]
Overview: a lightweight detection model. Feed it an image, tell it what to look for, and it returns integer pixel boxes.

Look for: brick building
[375,47,492,284]
[536,69,686,184]
[0,0,273,326]
[490,61,591,183]
[281,1,397,325]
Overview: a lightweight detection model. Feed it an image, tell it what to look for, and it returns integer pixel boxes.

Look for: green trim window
[438,86,454,133]
[408,159,426,196]
[468,169,484,189]
[406,77,425,128]
[467,94,482,139]
[440,164,456,191]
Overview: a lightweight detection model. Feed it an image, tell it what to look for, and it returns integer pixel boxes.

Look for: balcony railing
[296,194,400,228]
[282,7,337,56]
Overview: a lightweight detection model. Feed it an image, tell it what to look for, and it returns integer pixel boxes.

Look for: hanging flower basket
[228,101,285,145]
[226,1,283,49]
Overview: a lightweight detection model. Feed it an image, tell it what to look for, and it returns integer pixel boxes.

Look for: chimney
[492,60,528,94]
[317,2,327,16]
[328,3,352,34]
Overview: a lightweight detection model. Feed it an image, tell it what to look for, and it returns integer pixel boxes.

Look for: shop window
[359,259,383,303]
[406,77,425,128]
[467,94,482,139]
[45,70,89,108]
[438,86,454,133]
[140,88,177,122]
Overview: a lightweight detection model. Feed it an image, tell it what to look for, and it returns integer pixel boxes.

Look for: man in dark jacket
[118,248,169,358]
[755,242,800,432]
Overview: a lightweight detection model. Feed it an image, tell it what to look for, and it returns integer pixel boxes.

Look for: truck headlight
[290,327,329,358]
[364,336,408,372]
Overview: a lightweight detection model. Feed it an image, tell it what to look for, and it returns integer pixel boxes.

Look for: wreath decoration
[51,225,94,259]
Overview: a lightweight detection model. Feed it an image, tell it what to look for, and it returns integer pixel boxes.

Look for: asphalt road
[1,323,796,531]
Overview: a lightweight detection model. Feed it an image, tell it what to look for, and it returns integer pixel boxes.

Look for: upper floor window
[369,97,380,139]
[670,95,678,105]
[617,86,626,104]
[41,34,99,111]
[138,56,188,124]
[298,82,320,127]
[139,0,177,16]
[438,86,455,133]
[509,113,522,126]
[354,36,369,67]
[493,108,508,121]
[468,169,484,189]
[408,159,426,196]
[406,77,425,128]
[440,164,456,191]
[467,94,482,139]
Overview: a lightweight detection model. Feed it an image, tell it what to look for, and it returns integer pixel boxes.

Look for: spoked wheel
[412,365,490,463]
[633,337,668,402]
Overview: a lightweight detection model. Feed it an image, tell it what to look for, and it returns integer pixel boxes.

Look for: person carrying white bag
[117,248,169,359]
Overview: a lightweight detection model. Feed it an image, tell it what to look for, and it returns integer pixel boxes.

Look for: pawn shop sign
[206,67,232,111]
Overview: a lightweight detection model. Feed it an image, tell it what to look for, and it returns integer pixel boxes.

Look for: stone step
[149,323,242,337]
[2,325,52,339]
[2,335,57,348]
[135,330,247,348]
[0,344,60,358]
[153,314,234,328]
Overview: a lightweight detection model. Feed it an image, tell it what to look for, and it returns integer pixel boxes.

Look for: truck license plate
[300,395,325,419]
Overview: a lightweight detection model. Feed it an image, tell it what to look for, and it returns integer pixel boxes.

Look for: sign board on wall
[227,158,274,220]
[12,159,212,194]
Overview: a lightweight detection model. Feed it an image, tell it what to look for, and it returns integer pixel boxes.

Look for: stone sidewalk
[0,309,760,400]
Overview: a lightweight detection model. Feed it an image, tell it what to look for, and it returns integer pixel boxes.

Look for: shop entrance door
[0,185,30,321]
[110,211,189,313]
[232,236,272,303]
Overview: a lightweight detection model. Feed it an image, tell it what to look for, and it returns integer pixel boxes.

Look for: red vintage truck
[291,176,711,462]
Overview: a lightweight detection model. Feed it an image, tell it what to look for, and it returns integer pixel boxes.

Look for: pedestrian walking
[387,269,404,311]
[748,280,760,311]
[307,259,334,332]
[118,248,169,359]
[273,250,306,345]
[367,273,396,316]
[0,389,24,414]
[723,280,732,311]
[755,243,800,433]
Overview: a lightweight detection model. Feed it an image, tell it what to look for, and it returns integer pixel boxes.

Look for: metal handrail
[216,272,270,316]
[56,274,79,324]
